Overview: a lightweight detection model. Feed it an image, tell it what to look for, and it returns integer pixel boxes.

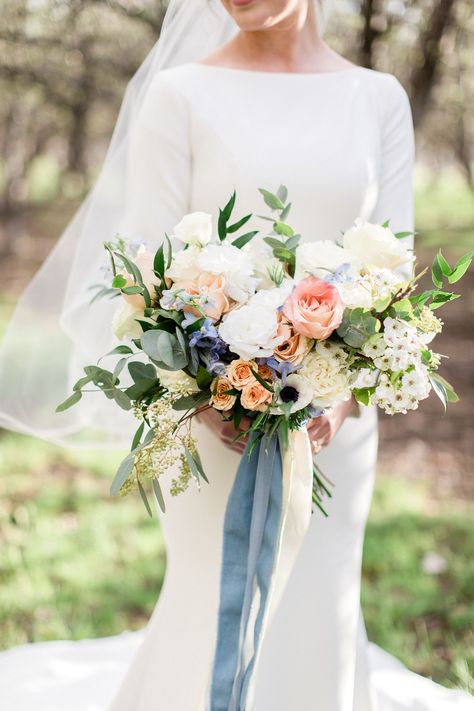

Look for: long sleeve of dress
[120,72,192,248]
[371,75,416,279]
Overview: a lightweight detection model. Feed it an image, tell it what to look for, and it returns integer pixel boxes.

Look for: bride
[0,1,472,710]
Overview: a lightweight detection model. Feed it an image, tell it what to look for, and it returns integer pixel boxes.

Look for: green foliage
[337,308,380,348]
[140,329,188,371]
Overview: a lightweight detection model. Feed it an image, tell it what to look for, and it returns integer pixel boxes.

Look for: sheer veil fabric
[0,0,331,449]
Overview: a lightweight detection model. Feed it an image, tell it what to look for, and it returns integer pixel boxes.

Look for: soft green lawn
[0,174,473,693]
[0,430,472,691]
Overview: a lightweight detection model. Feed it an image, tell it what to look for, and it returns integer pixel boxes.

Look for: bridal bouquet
[58,186,470,515]
[56,185,471,708]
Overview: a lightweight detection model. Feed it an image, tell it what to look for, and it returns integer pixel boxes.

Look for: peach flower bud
[240,382,273,412]
[122,250,159,309]
[282,276,343,340]
[210,376,236,412]
[257,364,273,382]
[227,359,257,389]
[274,317,312,364]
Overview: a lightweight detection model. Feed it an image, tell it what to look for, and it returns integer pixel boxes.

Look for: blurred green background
[0,0,473,694]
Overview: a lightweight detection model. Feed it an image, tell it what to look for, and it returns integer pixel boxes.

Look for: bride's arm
[120,72,192,246]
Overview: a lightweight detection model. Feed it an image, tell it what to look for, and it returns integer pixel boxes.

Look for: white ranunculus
[343,218,412,270]
[167,245,201,285]
[172,212,212,247]
[112,302,143,341]
[197,243,257,303]
[218,286,288,360]
[295,240,357,281]
[300,349,351,408]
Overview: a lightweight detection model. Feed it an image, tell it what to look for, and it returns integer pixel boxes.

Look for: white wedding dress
[0,63,472,711]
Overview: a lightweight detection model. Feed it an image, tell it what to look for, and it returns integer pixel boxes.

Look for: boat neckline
[188,62,363,78]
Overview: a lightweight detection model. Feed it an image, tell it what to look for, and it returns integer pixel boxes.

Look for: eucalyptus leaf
[138,480,153,517]
[110,452,135,496]
[337,308,380,348]
[131,421,145,450]
[152,477,166,513]
[258,188,285,211]
[140,329,188,370]
[112,388,132,411]
[56,390,82,412]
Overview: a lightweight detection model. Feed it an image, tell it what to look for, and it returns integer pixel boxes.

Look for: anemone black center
[280,386,299,403]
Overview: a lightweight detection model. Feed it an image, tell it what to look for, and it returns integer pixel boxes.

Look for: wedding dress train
[0,63,472,710]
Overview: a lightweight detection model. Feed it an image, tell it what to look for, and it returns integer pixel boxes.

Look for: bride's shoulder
[357,66,409,102]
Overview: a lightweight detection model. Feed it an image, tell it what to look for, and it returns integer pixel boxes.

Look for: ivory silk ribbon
[208,428,313,711]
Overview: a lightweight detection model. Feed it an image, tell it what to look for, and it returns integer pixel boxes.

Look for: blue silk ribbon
[210,433,283,711]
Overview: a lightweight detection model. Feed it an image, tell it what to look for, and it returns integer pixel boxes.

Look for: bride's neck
[232,5,324,73]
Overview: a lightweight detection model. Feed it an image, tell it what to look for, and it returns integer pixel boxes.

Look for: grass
[0,173,473,692]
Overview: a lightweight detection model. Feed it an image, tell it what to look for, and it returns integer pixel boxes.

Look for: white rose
[343,218,412,270]
[295,240,357,281]
[197,243,257,303]
[167,245,201,285]
[218,286,289,360]
[112,302,143,341]
[172,212,212,247]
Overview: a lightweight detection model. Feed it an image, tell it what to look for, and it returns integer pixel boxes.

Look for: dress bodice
[123,62,415,249]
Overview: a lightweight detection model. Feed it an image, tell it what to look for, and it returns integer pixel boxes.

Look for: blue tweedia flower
[263,357,301,385]
[324,262,352,285]
[188,318,223,350]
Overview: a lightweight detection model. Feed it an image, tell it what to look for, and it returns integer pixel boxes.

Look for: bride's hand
[307,398,357,453]
[196,407,250,454]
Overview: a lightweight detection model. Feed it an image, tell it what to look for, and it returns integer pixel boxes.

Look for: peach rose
[183,273,231,322]
[122,250,159,309]
[227,359,256,389]
[282,276,343,340]
[274,316,312,364]
[240,382,273,412]
[210,376,236,411]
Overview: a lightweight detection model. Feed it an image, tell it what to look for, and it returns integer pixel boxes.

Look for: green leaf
[429,291,460,310]
[122,285,144,295]
[394,231,414,240]
[280,202,292,221]
[184,447,209,485]
[337,308,380,348]
[101,345,133,359]
[153,244,165,279]
[110,452,135,496]
[381,219,390,228]
[258,188,285,211]
[72,373,96,391]
[111,387,132,410]
[447,250,474,284]
[429,374,448,412]
[172,391,209,411]
[196,365,213,390]
[184,316,205,334]
[112,357,128,382]
[152,477,166,513]
[284,234,301,251]
[131,421,145,450]
[232,230,258,249]
[436,251,451,277]
[250,367,274,393]
[353,387,375,406]
[276,184,288,204]
[431,255,444,288]
[222,190,236,220]
[128,362,157,383]
[273,221,294,237]
[227,213,252,234]
[164,233,173,269]
[138,479,153,517]
[430,372,459,403]
[56,390,82,412]
[140,329,188,370]
[112,274,127,288]
[218,208,227,241]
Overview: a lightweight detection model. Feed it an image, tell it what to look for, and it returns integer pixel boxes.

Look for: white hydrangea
[337,266,404,310]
